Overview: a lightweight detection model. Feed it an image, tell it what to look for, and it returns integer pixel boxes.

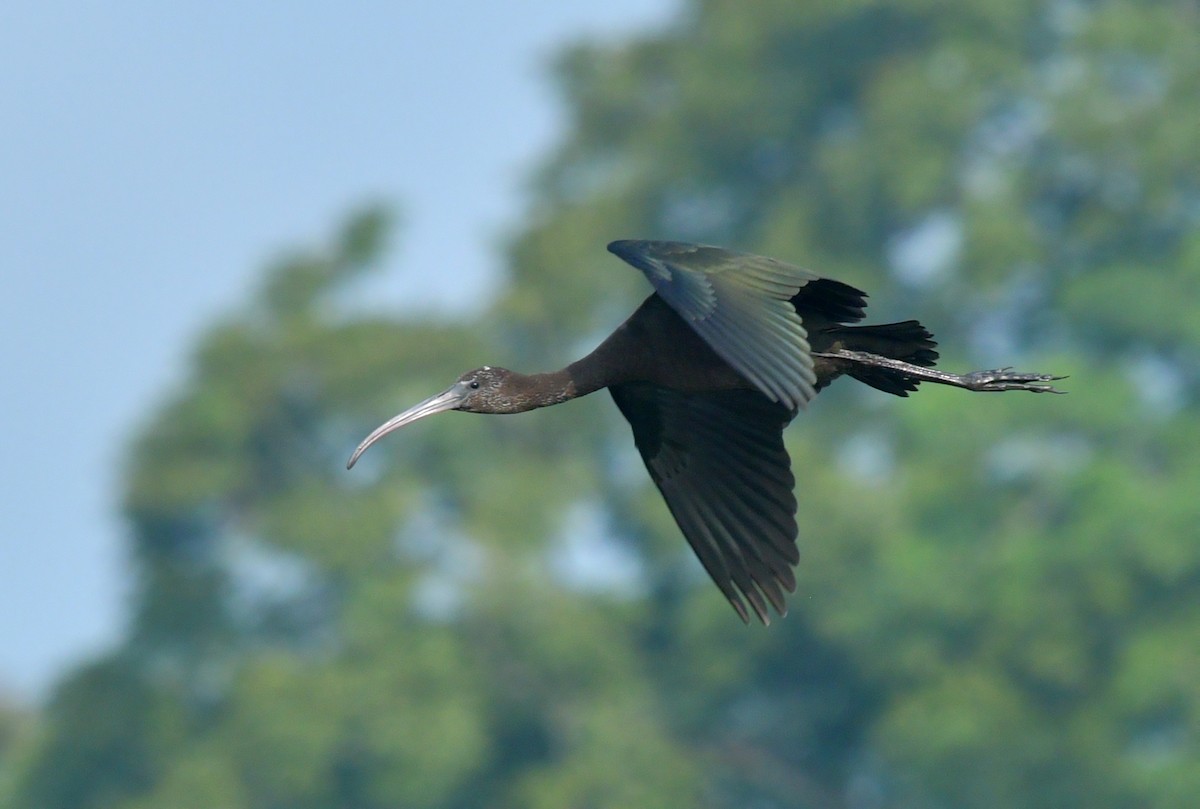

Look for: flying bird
[348,241,1064,623]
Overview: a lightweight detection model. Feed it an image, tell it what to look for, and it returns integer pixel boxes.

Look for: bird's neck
[510,311,650,410]
[506,359,613,413]
[506,369,585,411]
[559,315,649,397]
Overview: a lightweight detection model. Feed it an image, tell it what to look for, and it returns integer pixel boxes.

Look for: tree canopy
[5,1,1199,807]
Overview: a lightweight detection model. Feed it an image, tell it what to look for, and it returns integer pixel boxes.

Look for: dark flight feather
[610,383,797,623]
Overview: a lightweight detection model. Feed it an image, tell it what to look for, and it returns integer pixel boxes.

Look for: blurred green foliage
[5,0,1200,806]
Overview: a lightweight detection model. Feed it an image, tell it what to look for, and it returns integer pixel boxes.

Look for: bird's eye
[469,380,480,390]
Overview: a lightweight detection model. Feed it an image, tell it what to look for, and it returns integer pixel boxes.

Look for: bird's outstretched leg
[814,349,1067,393]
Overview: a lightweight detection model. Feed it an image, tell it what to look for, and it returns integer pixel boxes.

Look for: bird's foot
[960,368,1068,393]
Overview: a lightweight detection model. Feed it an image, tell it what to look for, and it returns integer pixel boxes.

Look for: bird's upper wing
[610,383,798,624]
[608,240,821,410]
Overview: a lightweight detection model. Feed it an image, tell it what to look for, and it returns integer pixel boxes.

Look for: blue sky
[1,0,674,701]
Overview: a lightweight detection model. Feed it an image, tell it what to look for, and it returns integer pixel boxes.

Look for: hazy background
[4,2,1199,807]
[1,0,673,699]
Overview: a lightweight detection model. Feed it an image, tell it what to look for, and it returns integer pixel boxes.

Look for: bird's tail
[832,320,939,397]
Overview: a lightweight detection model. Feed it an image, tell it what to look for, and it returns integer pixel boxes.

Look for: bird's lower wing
[610,383,799,624]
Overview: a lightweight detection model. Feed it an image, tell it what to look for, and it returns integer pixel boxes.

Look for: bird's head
[346,366,520,469]
[450,366,523,413]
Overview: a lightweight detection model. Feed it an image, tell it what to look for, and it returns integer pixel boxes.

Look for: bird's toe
[964,369,1067,393]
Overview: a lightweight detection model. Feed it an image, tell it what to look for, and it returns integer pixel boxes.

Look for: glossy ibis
[348,240,1064,623]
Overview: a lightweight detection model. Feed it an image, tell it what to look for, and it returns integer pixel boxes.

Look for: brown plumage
[348,240,1064,623]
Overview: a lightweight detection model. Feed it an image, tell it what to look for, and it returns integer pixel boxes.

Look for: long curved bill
[346,385,465,469]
